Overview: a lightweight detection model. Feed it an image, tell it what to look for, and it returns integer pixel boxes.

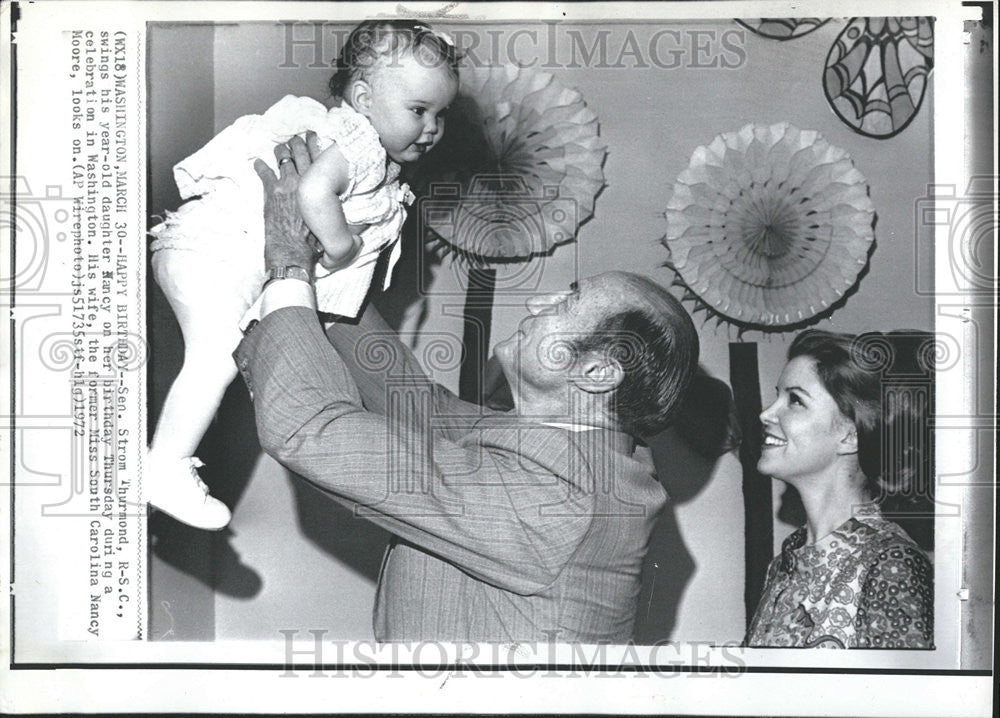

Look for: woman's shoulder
[850,515,931,570]
[852,514,921,544]
[852,516,934,648]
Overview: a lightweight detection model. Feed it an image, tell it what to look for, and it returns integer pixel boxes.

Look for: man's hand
[253,133,323,274]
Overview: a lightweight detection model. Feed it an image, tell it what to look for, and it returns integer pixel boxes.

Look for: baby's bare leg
[150,249,244,457]
[148,248,249,529]
[149,323,240,459]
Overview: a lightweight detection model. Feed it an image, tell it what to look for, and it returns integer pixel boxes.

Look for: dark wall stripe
[729,342,772,630]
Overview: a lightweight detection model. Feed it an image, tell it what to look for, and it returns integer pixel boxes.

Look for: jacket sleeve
[234,306,595,595]
[323,304,485,441]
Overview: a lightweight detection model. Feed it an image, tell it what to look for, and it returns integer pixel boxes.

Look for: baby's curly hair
[329,20,461,99]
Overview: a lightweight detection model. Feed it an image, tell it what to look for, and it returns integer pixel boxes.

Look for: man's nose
[525,295,546,315]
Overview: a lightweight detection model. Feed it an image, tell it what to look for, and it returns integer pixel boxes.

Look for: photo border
[1,1,994,714]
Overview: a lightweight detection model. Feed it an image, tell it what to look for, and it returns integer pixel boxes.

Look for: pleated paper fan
[415,64,607,261]
[663,122,875,330]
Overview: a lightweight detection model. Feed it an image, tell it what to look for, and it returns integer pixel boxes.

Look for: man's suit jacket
[235,305,668,642]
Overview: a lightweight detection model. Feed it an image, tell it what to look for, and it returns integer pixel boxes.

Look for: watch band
[263,264,311,290]
[241,318,260,338]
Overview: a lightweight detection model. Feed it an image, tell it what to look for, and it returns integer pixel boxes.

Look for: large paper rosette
[663,122,875,329]
[416,64,607,261]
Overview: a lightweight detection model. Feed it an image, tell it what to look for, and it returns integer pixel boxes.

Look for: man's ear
[348,80,374,115]
[571,352,624,395]
[837,423,859,456]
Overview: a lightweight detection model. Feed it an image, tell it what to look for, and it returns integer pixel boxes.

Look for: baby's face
[362,52,458,164]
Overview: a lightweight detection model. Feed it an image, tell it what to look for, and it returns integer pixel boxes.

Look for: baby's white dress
[150,95,413,317]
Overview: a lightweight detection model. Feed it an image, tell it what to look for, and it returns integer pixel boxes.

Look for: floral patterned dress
[745,510,933,648]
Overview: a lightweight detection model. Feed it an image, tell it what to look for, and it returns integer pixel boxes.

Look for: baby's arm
[297,143,364,269]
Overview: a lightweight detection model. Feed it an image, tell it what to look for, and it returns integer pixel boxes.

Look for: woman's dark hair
[788,329,934,506]
[329,20,461,99]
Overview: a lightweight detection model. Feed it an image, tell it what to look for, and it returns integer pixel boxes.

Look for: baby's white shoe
[147,455,231,530]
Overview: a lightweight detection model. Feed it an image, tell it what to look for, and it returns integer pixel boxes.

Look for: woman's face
[757,356,857,483]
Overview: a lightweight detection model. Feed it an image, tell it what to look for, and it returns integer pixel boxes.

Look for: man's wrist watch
[263,264,312,290]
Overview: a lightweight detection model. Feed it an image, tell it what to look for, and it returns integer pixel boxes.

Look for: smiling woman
[758,355,859,485]
[746,329,934,649]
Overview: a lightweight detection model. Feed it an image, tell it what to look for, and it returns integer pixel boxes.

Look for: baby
[148,20,459,529]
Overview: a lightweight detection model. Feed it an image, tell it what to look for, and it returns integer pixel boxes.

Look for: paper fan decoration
[415,64,606,260]
[824,17,934,139]
[734,17,933,139]
[663,122,875,330]
[735,18,830,40]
